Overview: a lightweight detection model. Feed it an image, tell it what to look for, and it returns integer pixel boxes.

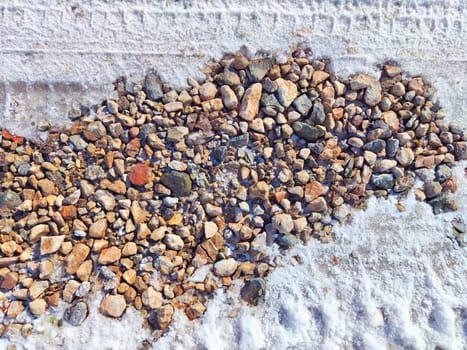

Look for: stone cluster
[0,50,465,340]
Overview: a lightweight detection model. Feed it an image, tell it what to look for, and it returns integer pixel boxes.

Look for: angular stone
[141,287,163,309]
[293,94,313,115]
[310,102,326,124]
[164,101,183,112]
[29,298,47,317]
[94,190,116,211]
[38,179,57,196]
[100,294,126,318]
[30,224,50,243]
[144,72,163,101]
[166,126,189,143]
[98,247,121,265]
[40,235,65,255]
[130,200,150,224]
[372,174,394,190]
[424,181,442,199]
[64,301,88,326]
[160,171,192,197]
[239,83,262,121]
[149,304,174,330]
[304,181,326,202]
[249,181,270,200]
[271,213,294,234]
[67,243,90,275]
[247,58,273,82]
[293,122,324,142]
[89,219,107,238]
[186,301,207,320]
[307,197,328,212]
[276,78,298,107]
[122,242,137,257]
[204,221,218,239]
[350,74,382,106]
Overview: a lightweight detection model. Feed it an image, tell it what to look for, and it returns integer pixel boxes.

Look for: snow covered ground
[0,0,466,349]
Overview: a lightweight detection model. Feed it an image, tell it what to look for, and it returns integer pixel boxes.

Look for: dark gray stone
[364,139,386,154]
[427,194,457,215]
[293,122,324,142]
[293,94,313,115]
[371,174,394,190]
[240,278,266,306]
[423,181,442,198]
[64,302,88,326]
[144,72,163,101]
[277,234,297,249]
[161,171,193,197]
[386,138,400,157]
[247,58,273,82]
[435,164,452,183]
[310,102,326,124]
[228,133,249,148]
[261,93,284,111]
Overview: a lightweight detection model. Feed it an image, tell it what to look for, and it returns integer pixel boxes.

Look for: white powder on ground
[0,1,466,349]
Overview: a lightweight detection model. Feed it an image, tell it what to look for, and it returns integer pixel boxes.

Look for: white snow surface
[0,0,466,349]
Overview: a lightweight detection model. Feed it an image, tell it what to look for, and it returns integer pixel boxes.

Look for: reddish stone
[61,205,78,220]
[129,164,151,186]
[2,129,24,144]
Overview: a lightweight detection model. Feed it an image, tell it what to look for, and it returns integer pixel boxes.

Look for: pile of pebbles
[0,50,465,340]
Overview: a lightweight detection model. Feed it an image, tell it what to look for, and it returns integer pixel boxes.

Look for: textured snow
[0,0,466,349]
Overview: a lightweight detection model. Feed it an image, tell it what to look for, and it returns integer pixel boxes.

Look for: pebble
[240,278,266,306]
[219,85,238,110]
[64,301,88,326]
[98,247,121,265]
[293,94,312,115]
[129,163,151,186]
[100,294,126,318]
[272,213,294,234]
[164,234,184,250]
[149,304,174,330]
[160,171,192,197]
[239,83,262,121]
[292,122,324,142]
[199,82,218,101]
[66,243,90,275]
[350,74,382,106]
[204,221,218,239]
[40,235,65,255]
[89,219,108,238]
[248,58,273,82]
[372,174,394,190]
[95,190,116,211]
[423,181,442,199]
[214,258,238,277]
[166,126,189,143]
[144,72,163,101]
[276,78,298,107]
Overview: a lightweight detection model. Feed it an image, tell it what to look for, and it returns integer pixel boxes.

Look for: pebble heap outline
[0,49,466,341]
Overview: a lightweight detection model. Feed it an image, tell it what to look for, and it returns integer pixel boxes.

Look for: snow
[0,0,466,349]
